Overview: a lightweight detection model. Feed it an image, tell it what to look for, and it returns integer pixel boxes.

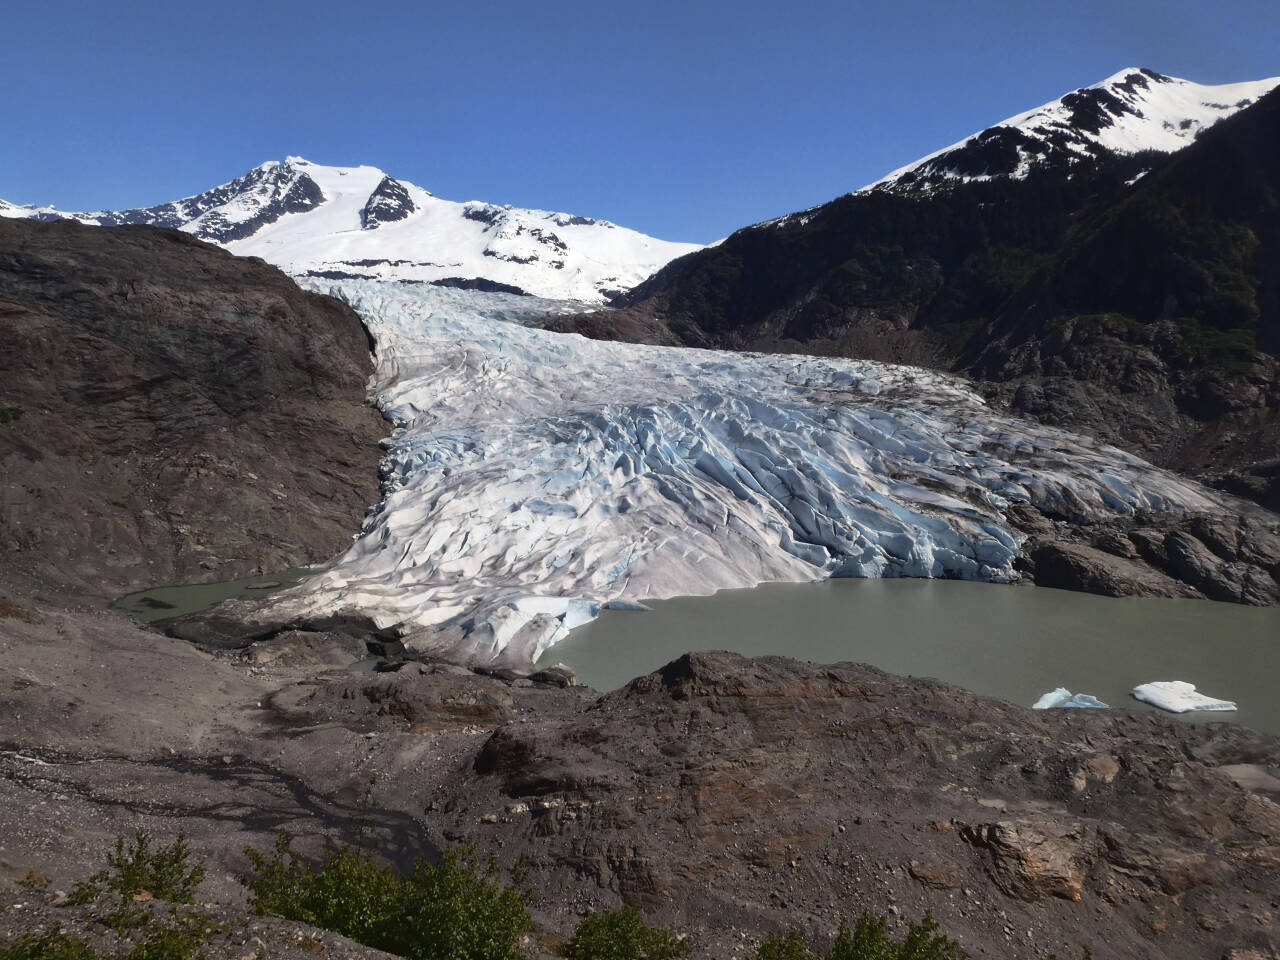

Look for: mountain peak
[863,68,1280,192]
[0,157,701,302]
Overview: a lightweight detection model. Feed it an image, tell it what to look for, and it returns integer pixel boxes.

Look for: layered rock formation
[441,651,1280,957]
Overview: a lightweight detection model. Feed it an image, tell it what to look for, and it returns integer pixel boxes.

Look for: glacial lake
[115,567,316,622]
[538,579,1280,735]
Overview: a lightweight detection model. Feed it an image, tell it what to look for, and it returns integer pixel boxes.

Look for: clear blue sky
[3,0,1276,243]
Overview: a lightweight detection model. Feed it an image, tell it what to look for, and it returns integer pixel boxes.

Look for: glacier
[252,280,1224,665]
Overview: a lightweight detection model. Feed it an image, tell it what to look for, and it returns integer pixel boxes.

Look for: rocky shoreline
[2,605,1279,958]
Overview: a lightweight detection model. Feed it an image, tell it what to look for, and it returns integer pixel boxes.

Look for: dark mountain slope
[970,84,1280,489]
[612,152,1160,360]
[0,217,387,599]
[601,88,1280,502]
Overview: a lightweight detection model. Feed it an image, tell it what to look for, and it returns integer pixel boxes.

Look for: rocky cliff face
[0,217,387,598]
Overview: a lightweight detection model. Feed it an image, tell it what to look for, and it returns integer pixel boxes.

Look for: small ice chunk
[1032,688,1109,709]
[1033,687,1071,709]
[1132,681,1236,713]
[1062,693,1108,709]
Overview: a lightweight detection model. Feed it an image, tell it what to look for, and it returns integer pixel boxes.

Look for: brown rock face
[1015,506,1280,606]
[424,651,1280,959]
[961,819,1091,901]
[0,217,386,598]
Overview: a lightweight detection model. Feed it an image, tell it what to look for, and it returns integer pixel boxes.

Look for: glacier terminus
[248,281,1227,664]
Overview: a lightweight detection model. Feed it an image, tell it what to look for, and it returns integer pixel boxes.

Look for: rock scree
[3,619,1279,958]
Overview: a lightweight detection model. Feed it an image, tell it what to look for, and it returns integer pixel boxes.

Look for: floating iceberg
[1132,681,1236,713]
[1032,688,1109,709]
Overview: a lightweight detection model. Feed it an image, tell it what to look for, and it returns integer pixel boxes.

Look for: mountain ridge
[751,68,1279,234]
[866,67,1279,193]
[0,157,702,303]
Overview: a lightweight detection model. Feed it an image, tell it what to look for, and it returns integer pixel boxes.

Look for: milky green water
[537,579,1280,735]
[115,567,316,622]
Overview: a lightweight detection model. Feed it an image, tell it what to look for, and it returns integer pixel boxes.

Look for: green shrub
[118,907,221,960]
[0,930,98,960]
[16,831,218,957]
[243,833,531,960]
[0,406,21,425]
[751,912,966,960]
[0,912,219,960]
[70,832,205,908]
[752,928,815,960]
[560,906,689,959]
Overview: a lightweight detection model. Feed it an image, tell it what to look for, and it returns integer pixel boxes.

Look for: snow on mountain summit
[0,157,702,302]
[864,68,1280,192]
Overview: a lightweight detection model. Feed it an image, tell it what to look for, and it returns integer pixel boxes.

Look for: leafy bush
[0,918,218,960]
[116,908,221,960]
[560,906,689,959]
[0,906,219,960]
[751,928,813,960]
[0,929,98,960]
[243,833,531,960]
[4,832,219,958]
[750,912,966,960]
[70,832,205,908]
[0,406,21,425]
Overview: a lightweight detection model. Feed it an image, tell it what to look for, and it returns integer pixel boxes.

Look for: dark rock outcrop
[428,650,1280,958]
[42,161,328,243]
[360,176,415,229]
[193,169,326,242]
[0,217,386,598]
[428,276,529,296]
[1012,507,1280,604]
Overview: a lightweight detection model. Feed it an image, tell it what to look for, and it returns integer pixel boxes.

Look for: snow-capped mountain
[0,157,702,302]
[863,68,1279,192]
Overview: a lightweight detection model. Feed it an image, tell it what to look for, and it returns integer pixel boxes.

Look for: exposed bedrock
[1010,504,1280,604]
[425,650,1280,958]
[0,217,387,598]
